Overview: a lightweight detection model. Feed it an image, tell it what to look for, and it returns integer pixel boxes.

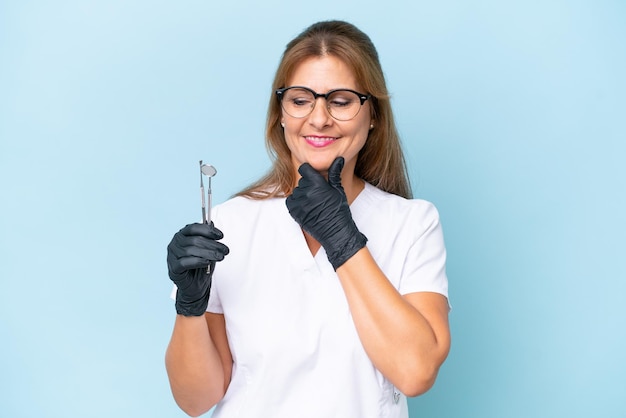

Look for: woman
[166,20,450,418]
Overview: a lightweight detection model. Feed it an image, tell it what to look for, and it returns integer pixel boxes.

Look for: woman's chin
[294,155,334,173]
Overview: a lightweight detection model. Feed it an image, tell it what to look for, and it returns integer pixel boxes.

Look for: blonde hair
[237,20,412,199]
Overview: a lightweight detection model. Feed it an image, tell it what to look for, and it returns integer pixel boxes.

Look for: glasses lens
[281,88,315,118]
[326,90,362,121]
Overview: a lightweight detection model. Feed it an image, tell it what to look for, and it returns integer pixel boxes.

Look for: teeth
[305,136,336,142]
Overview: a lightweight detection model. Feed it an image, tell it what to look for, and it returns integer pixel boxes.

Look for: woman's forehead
[286,55,361,91]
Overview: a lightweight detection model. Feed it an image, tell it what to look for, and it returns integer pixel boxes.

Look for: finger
[297,163,327,187]
[168,245,228,274]
[167,251,209,275]
[179,234,230,253]
[327,157,344,189]
[178,222,224,240]
[169,236,229,258]
[175,256,211,272]
[184,242,229,261]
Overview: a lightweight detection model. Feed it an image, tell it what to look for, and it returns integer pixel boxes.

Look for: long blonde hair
[237,20,412,199]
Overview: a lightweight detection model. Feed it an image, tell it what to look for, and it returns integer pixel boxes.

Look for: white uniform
[205,182,448,418]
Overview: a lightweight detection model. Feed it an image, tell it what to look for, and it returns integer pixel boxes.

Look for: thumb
[298,163,318,179]
[328,157,345,189]
[297,163,327,187]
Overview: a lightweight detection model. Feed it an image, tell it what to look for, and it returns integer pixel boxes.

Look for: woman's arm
[336,248,450,397]
[165,313,232,417]
[285,160,450,395]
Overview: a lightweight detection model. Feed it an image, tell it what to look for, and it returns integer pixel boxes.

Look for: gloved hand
[167,222,229,316]
[286,157,367,270]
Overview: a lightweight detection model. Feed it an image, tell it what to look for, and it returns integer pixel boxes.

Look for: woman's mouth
[304,136,338,148]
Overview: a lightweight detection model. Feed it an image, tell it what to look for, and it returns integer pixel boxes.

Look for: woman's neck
[343,174,365,205]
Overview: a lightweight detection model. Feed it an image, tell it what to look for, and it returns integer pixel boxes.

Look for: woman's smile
[303,135,339,148]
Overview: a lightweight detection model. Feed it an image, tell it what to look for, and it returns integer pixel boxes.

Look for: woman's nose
[307,98,333,128]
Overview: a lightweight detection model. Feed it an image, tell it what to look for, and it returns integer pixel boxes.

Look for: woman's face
[281,55,372,179]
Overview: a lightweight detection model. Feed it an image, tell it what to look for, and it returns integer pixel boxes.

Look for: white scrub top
[204,182,448,418]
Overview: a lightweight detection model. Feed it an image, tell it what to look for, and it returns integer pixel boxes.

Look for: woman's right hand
[167,222,229,316]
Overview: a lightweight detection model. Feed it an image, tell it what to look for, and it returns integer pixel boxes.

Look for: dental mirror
[199,161,217,224]
[201,165,217,177]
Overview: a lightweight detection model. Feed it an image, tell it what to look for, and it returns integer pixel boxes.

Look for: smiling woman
[241,19,412,200]
[280,55,373,185]
[165,20,450,418]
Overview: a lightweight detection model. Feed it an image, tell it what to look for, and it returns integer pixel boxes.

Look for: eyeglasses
[276,86,371,121]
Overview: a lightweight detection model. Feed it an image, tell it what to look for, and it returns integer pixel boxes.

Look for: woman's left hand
[286,156,367,270]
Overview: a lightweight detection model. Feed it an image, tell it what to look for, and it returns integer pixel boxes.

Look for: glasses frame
[276,86,371,121]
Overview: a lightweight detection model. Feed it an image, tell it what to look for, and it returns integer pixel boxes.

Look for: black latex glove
[167,222,229,316]
[286,157,367,270]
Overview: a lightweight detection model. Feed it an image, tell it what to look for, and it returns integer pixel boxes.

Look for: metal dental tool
[199,161,218,274]
[199,160,206,223]
[199,161,217,224]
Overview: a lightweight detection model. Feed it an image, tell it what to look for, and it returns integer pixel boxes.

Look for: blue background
[1,1,625,417]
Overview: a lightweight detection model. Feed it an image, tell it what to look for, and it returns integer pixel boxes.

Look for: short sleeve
[398,203,449,299]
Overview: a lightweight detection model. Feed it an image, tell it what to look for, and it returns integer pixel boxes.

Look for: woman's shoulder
[212,194,285,219]
[215,195,256,210]
[361,182,440,218]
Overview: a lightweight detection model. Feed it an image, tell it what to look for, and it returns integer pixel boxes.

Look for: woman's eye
[292,98,311,106]
[330,98,352,107]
